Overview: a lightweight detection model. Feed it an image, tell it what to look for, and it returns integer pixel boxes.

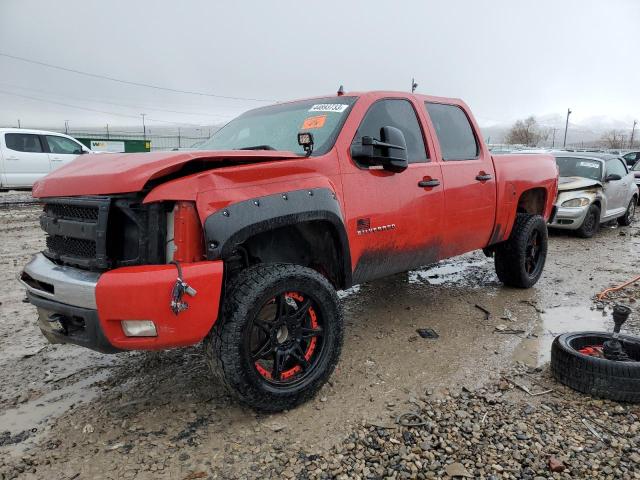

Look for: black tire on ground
[617,197,637,226]
[575,204,600,238]
[204,263,343,412]
[494,213,548,288]
[551,331,640,403]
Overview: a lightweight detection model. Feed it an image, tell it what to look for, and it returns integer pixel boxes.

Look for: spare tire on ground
[551,331,640,403]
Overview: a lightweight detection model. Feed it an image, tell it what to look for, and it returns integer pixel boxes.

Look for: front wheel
[494,213,548,288]
[575,204,600,238]
[617,197,637,226]
[205,264,343,412]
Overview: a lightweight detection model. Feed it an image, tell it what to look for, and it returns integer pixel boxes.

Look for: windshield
[555,157,603,181]
[198,97,357,156]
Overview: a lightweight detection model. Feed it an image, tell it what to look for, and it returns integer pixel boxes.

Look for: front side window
[351,99,428,164]
[197,97,357,156]
[555,157,603,181]
[425,103,478,161]
[606,158,628,178]
[46,135,83,154]
[5,133,43,153]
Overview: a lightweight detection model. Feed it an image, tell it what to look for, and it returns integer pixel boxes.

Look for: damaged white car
[549,153,638,237]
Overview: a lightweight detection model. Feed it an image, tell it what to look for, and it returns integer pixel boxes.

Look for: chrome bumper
[18,253,100,309]
[548,205,590,230]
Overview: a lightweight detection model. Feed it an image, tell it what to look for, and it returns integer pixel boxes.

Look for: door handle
[476,174,493,181]
[6,156,19,160]
[418,179,440,188]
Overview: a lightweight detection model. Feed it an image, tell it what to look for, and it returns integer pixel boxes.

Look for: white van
[0,128,91,189]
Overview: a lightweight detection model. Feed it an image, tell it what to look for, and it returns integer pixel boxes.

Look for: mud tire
[617,197,637,226]
[575,204,600,238]
[494,213,548,288]
[204,263,343,412]
[551,331,640,403]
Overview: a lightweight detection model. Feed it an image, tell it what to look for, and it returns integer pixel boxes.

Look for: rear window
[5,133,44,153]
[425,103,478,160]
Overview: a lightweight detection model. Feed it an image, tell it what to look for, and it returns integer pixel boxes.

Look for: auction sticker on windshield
[579,161,600,169]
[309,104,349,113]
[301,115,327,129]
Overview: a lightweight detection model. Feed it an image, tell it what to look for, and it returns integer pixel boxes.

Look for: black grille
[44,204,99,221]
[40,195,166,271]
[46,236,96,259]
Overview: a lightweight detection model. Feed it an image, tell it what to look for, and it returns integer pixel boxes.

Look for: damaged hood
[32,150,299,197]
[557,176,602,192]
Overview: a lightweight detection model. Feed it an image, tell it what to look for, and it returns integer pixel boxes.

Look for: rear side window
[606,158,628,177]
[352,99,428,163]
[46,135,83,154]
[425,103,478,161]
[5,133,44,153]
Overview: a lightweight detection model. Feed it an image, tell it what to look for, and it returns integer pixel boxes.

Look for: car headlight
[561,198,590,208]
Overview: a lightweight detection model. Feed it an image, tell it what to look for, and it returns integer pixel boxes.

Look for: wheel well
[516,188,547,215]
[224,221,346,289]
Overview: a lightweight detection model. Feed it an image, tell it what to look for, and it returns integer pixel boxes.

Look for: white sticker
[579,161,600,169]
[309,104,349,113]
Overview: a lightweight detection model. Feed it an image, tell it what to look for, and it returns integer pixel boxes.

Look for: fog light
[121,320,157,337]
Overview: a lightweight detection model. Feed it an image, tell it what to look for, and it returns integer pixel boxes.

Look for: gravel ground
[1,191,640,479]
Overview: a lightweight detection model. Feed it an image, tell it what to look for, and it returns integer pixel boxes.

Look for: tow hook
[603,304,632,361]
[170,261,197,315]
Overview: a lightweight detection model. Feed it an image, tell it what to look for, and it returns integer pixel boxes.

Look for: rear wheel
[617,197,637,226]
[205,264,343,412]
[575,204,600,238]
[494,213,548,288]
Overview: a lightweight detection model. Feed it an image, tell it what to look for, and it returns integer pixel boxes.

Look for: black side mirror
[351,126,408,173]
[605,173,622,182]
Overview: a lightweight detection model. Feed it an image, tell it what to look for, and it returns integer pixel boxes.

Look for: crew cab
[20,91,558,411]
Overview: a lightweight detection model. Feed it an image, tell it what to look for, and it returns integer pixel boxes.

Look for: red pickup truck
[21,91,558,411]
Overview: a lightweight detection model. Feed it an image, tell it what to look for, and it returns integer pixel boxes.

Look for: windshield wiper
[237,145,276,151]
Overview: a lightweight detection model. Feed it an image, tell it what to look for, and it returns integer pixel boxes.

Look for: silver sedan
[549,153,638,238]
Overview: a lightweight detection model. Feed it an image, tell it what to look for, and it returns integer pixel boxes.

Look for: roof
[550,150,623,162]
[0,127,78,138]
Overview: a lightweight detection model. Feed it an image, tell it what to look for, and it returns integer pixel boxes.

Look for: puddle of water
[514,304,612,366]
[408,257,491,287]
[0,368,110,454]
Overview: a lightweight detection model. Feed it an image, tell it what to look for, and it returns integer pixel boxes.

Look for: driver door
[44,135,85,171]
[339,98,444,284]
[603,158,629,217]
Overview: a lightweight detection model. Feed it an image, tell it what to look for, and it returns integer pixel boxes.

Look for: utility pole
[141,113,147,141]
[17,119,21,128]
[551,128,557,148]
[411,78,418,93]
[106,124,110,139]
[563,108,572,148]
[64,120,69,134]
[630,120,637,149]
[178,127,181,149]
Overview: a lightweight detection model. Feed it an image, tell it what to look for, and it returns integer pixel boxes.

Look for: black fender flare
[203,188,352,288]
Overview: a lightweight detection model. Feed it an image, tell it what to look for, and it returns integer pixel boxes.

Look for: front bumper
[20,253,224,353]
[548,204,590,230]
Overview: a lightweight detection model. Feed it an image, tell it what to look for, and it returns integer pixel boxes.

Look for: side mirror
[605,173,622,182]
[351,126,408,173]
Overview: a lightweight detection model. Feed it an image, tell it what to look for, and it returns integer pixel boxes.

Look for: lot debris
[597,273,640,300]
[416,328,439,339]
[474,304,491,321]
[494,324,526,335]
[548,455,566,473]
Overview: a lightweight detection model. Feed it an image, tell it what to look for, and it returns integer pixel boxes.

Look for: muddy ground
[1,191,639,479]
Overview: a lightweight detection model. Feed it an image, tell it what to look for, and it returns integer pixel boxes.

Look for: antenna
[411,78,418,93]
[337,85,344,96]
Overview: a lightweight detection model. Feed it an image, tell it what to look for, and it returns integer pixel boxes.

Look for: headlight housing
[561,197,590,208]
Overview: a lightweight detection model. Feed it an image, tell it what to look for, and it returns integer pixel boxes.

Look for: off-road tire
[204,263,343,412]
[617,197,637,226]
[494,213,548,288]
[551,331,640,403]
[575,204,600,238]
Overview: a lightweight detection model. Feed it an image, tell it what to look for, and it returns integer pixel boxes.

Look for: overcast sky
[0,0,638,131]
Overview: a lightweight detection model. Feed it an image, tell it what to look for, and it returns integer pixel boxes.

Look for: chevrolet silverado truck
[20,91,558,411]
